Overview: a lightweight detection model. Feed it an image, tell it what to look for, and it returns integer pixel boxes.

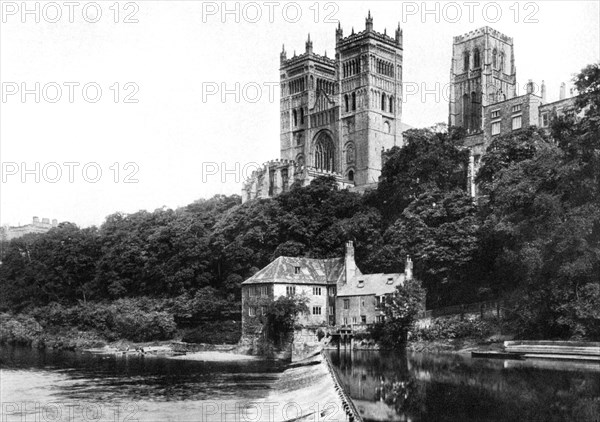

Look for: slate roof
[337,273,404,297]
[241,256,345,285]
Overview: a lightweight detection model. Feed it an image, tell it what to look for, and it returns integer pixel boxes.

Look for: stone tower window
[473,48,481,68]
[462,94,470,130]
[463,51,470,72]
[499,52,505,73]
[381,93,386,111]
[492,48,497,69]
[293,110,298,127]
[344,95,349,112]
[347,170,354,182]
[314,132,335,172]
[389,96,394,113]
[300,108,304,125]
[352,92,356,111]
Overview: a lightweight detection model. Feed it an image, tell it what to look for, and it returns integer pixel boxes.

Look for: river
[1,346,599,421]
[327,349,600,421]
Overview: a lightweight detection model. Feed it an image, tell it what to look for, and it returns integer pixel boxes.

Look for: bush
[412,316,498,341]
[181,320,241,344]
[0,313,43,345]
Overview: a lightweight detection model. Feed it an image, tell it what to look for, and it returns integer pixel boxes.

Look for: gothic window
[389,96,394,113]
[344,94,349,112]
[292,109,297,126]
[473,48,481,68]
[381,93,386,111]
[300,108,304,125]
[345,142,355,164]
[384,121,391,133]
[463,51,470,72]
[492,48,497,69]
[296,154,305,167]
[471,91,481,131]
[499,52,505,73]
[352,92,356,111]
[462,93,470,130]
[347,170,354,182]
[314,132,335,172]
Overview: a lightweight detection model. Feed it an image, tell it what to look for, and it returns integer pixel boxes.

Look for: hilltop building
[241,241,413,336]
[1,217,58,241]
[243,13,407,202]
[448,26,579,196]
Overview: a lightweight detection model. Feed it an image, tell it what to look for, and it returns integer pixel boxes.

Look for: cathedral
[242,12,405,203]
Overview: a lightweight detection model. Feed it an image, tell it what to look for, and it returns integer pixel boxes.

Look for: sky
[1,0,599,228]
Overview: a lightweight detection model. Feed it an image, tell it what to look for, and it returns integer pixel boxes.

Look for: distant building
[241,241,413,336]
[1,217,58,241]
[448,26,580,196]
[243,13,408,203]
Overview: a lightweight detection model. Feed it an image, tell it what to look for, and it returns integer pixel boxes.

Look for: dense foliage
[1,64,598,342]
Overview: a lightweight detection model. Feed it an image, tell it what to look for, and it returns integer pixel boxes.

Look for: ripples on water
[0,346,284,421]
[329,349,600,422]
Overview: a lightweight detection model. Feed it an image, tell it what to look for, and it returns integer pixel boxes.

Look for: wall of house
[273,283,329,326]
[336,294,383,328]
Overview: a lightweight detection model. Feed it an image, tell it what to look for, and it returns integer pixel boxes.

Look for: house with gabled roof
[241,241,413,336]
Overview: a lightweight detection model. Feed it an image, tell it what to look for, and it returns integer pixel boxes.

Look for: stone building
[1,216,58,241]
[449,27,579,196]
[243,12,406,203]
[241,241,412,336]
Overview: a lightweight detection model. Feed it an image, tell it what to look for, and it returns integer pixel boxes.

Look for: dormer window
[386,277,394,285]
[357,280,365,288]
[294,266,301,274]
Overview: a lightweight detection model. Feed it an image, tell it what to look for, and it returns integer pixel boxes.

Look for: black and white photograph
[1,1,599,421]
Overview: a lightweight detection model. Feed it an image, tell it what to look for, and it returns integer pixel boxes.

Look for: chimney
[344,241,356,283]
[526,79,534,94]
[405,255,413,281]
[541,80,547,102]
[560,82,566,100]
[32,216,40,225]
[365,10,373,32]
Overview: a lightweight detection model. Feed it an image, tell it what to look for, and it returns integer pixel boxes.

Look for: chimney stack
[405,255,413,281]
[526,79,534,94]
[541,80,547,103]
[344,241,356,283]
[560,82,566,100]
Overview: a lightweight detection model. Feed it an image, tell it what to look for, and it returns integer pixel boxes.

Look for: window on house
[313,287,322,295]
[300,108,304,125]
[491,109,500,119]
[329,306,334,315]
[386,277,394,284]
[357,280,365,288]
[329,287,336,297]
[377,315,385,323]
[343,317,348,325]
[352,316,357,324]
[343,299,350,310]
[261,306,267,316]
[376,296,382,308]
[352,92,356,111]
[294,266,301,274]
[249,307,256,317]
[463,51,470,72]
[511,104,522,113]
[293,110,298,126]
[473,48,481,68]
[512,115,522,130]
[344,95,349,112]
[286,286,296,296]
[361,315,367,324]
[389,96,394,113]
[541,113,549,127]
[312,306,322,315]
[381,94,386,111]
[361,299,365,306]
[491,121,501,135]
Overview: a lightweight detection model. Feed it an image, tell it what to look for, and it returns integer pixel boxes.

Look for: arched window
[471,91,481,131]
[381,93,386,111]
[345,142,355,163]
[473,48,480,68]
[462,93,470,131]
[352,92,356,111]
[389,96,394,113]
[463,52,470,72]
[293,109,297,126]
[300,108,304,125]
[499,52,505,73]
[344,95,349,112]
[492,49,497,69]
[314,132,335,172]
[347,170,354,182]
[296,154,305,167]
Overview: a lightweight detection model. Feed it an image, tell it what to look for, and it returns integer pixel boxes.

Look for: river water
[328,349,600,422]
[1,346,599,421]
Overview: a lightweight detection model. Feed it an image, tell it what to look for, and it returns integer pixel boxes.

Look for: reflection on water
[329,350,600,422]
[1,346,284,421]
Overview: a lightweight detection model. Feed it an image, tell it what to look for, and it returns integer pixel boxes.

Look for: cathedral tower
[449,27,516,133]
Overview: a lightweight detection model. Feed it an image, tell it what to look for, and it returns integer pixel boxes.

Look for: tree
[374,278,426,348]
[264,295,309,345]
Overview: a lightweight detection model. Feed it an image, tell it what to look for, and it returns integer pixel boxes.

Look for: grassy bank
[0,299,242,351]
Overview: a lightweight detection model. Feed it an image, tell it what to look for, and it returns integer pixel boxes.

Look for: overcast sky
[1,1,599,228]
